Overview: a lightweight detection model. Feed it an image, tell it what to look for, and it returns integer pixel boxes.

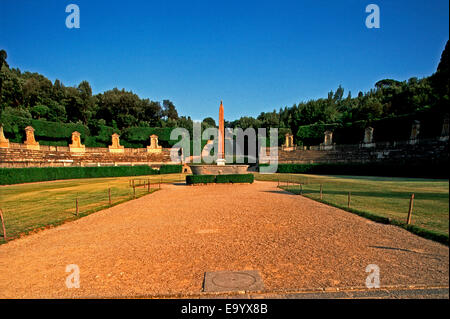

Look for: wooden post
[320,184,323,200]
[299,183,303,195]
[406,194,414,225]
[159,177,161,189]
[108,188,112,205]
[148,179,150,193]
[347,192,351,209]
[75,197,79,216]
[0,208,6,242]
[133,185,136,199]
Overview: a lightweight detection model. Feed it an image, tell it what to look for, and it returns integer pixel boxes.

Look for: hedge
[215,174,254,184]
[0,166,159,185]
[121,127,175,148]
[159,164,183,174]
[260,162,449,179]
[295,108,446,146]
[0,114,91,146]
[296,123,340,146]
[186,175,216,185]
[186,174,254,185]
[0,115,178,148]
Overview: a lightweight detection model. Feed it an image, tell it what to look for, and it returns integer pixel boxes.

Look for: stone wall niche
[24,126,40,150]
[69,131,85,153]
[0,126,9,148]
[147,134,162,153]
[108,133,125,153]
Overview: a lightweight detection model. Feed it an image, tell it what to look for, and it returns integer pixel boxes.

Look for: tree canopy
[1,40,448,144]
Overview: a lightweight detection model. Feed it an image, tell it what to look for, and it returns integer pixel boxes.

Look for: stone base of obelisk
[216,159,226,166]
[189,164,249,175]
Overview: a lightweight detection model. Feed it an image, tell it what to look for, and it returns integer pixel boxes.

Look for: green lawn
[0,173,186,244]
[254,173,449,241]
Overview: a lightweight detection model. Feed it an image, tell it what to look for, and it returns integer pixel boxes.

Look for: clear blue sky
[1,0,448,121]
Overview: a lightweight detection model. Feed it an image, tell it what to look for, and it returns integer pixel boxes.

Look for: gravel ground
[0,181,448,298]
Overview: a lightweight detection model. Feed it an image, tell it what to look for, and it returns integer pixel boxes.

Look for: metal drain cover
[203,270,264,292]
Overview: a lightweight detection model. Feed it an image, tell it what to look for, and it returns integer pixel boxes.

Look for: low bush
[186,174,254,185]
[186,175,216,185]
[215,174,254,184]
[0,166,159,185]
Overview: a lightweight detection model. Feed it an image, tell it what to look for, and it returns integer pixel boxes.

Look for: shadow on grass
[281,188,448,201]
[279,187,449,246]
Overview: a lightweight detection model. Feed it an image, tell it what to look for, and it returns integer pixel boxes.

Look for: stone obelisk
[217,100,226,165]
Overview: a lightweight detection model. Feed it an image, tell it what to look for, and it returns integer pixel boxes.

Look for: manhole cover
[203,270,264,292]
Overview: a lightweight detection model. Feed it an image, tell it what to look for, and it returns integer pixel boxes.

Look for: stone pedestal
[0,126,9,148]
[24,126,40,150]
[362,127,375,148]
[282,133,296,151]
[409,121,420,145]
[320,131,334,150]
[440,118,449,142]
[147,134,162,153]
[216,158,226,166]
[69,131,85,153]
[108,133,125,153]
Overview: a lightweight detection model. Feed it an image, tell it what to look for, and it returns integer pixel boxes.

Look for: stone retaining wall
[0,143,179,168]
[261,138,448,165]
[1,138,448,168]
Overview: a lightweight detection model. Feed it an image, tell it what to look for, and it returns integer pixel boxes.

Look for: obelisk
[217,100,226,165]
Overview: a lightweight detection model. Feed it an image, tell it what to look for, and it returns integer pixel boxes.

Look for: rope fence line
[72,179,159,216]
[276,178,416,227]
[0,208,6,242]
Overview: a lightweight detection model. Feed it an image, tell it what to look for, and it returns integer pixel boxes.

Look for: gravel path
[0,181,448,298]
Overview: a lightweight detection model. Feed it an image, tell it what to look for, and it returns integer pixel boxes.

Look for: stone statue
[362,127,375,148]
[24,126,40,150]
[320,131,334,150]
[440,118,449,142]
[69,131,85,152]
[109,133,124,153]
[0,125,9,148]
[147,134,162,153]
[409,121,420,145]
[282,133,296,151]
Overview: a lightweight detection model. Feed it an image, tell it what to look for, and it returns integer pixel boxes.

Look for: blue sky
[0,0,448,121]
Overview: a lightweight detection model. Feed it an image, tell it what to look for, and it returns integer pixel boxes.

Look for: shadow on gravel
[261,190,299,196]
[370,246,422,253]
